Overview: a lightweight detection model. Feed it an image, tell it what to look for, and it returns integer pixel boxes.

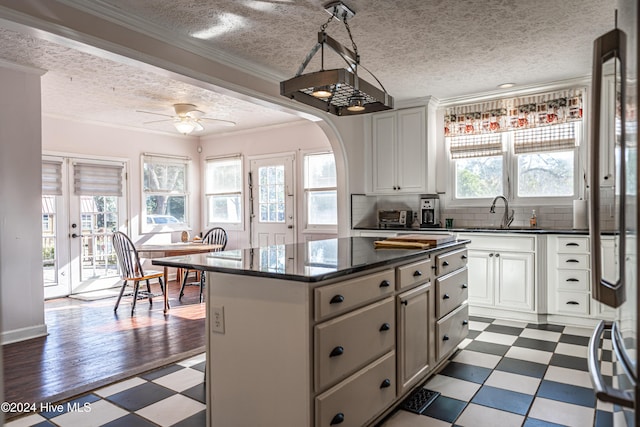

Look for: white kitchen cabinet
[546,235,616,321]
[459,234,536,313]
[370,107,427,194]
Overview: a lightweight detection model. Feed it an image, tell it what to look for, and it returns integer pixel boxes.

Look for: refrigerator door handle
[588,321,635,407]
[589,27,627,308]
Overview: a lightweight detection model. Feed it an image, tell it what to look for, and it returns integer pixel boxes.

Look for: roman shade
[73,162,124,196]
[42,159,63,196]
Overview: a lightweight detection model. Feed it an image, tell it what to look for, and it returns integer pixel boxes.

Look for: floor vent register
[401,388,440,414]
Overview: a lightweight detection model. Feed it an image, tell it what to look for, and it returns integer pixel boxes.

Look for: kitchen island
[152,236,469,427]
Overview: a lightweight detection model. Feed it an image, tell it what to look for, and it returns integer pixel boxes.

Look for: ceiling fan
[137,103,236,135]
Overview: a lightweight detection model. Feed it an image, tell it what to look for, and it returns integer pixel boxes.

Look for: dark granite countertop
[354,226,591,235]
[151,236,469,283]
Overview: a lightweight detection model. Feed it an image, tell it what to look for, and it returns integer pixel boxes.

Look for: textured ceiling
[0,0,617,136]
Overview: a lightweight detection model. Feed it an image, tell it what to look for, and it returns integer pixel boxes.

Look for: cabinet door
[496,251,535,311]
[396,107,426,193]
[466,249,494,306]
[371,112,397,193]
[397,282,432,395]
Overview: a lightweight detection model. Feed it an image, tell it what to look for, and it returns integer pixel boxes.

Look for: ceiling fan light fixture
[279,2,393,116]
[174,118,197,135]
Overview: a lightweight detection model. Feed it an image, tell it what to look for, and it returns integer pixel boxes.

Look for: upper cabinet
[369,106,435,194]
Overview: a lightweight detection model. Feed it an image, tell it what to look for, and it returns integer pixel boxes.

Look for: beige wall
[0,65,46,344]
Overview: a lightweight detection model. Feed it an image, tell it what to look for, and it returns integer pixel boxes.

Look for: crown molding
[57,0,286,84]
[0,57,46,75]
[437,76,591,108]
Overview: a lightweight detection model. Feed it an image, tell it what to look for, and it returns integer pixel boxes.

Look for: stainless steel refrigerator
[589,0,639,425]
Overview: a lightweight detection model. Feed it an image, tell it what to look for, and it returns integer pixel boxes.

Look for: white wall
[42,116,201,244]
[200,120,335,249]
[0,65,46,344]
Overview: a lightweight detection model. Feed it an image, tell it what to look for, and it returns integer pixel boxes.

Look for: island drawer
[315,269,395,321]
[435,248,468,276]
[315,297,395,392]
[436,267,468,318]
[315,351,396,427]
[436,303,469,360]
[555,269,590,292]
[554,291,590,315]
[397,256,432,290]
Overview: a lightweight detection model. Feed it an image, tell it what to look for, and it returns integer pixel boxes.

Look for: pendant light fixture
[280,1,393,116]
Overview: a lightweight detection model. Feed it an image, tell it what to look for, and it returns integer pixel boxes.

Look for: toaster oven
[378,210,413,228]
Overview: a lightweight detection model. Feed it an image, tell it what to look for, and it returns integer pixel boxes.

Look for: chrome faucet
[489,195,514,229]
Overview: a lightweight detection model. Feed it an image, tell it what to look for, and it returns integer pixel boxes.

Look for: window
[449,124,579,203]
[304,152,337,228]
[205,156,242,226]
[142,154,189,231]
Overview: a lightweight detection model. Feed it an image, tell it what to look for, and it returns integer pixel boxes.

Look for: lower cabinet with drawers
[546,234,616,321]
[204,240,469,427]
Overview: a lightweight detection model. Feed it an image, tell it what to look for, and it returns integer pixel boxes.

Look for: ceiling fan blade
[201,118,236,127]
[136,110,174,118]
[143,119,172,124]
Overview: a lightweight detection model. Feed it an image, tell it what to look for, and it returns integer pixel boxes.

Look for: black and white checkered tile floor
[5,317,614,427]
[381,316,614,427]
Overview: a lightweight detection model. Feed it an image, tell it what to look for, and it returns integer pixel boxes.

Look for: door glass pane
[258,165,285,223]
[42,196,57,286]
[79,195,119,281]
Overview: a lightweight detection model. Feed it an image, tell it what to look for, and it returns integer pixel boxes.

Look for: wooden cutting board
[385,234,455,245]
[373,240,432,249]
[374,233,455,249]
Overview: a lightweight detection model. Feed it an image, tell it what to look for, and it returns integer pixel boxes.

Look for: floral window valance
[444,88,583,137]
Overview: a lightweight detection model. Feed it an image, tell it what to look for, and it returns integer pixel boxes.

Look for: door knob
[287,225,294,229]
[71,233,80,238]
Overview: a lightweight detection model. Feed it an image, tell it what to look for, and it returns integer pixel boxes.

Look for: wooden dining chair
[179,227,227,302]
[112,231,165,316]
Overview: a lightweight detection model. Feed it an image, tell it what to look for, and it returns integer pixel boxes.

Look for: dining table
[136,242,223,313]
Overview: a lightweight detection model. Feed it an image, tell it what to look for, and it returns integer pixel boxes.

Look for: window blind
[42,160,63,195]
[513,122,577,154]
[205,157,242,195]
[73,162,123,196]
[449,134,503,159]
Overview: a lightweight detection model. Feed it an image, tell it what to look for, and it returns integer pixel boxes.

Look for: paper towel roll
[573,199,588,229]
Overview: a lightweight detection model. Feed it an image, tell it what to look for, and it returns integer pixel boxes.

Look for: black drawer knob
[566,278,579,282]
[566,301,580,305]
[413,270,422,277]
[461,283,468,289]
[380,378,391,389]
[379,322,391,332]
[443,335,450,341]
[379,279,391,288]
[443,294,450,300]
[442,261,450,267]
[400,300,408,306]
[462,320,469,325]
[566,242,579,246]
[566,259,580,263]
[330,295,345,304]
[329,346,344,357]
[461,254,468,260]
[330,413,345,425]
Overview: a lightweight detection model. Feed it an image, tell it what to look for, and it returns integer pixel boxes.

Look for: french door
[42,155,127,298]
[249,154,295,247]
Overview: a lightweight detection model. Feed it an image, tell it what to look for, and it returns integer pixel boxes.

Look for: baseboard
[1,323,48,345]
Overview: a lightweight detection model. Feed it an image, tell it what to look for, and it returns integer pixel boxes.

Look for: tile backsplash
[350,193,619,231]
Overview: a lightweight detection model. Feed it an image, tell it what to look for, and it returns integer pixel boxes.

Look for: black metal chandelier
[280,1,393,116]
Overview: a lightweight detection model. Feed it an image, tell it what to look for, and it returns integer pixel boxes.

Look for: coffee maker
[420,195,440,228]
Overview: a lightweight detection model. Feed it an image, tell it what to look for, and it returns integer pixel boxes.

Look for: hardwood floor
[2,280,206,415]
